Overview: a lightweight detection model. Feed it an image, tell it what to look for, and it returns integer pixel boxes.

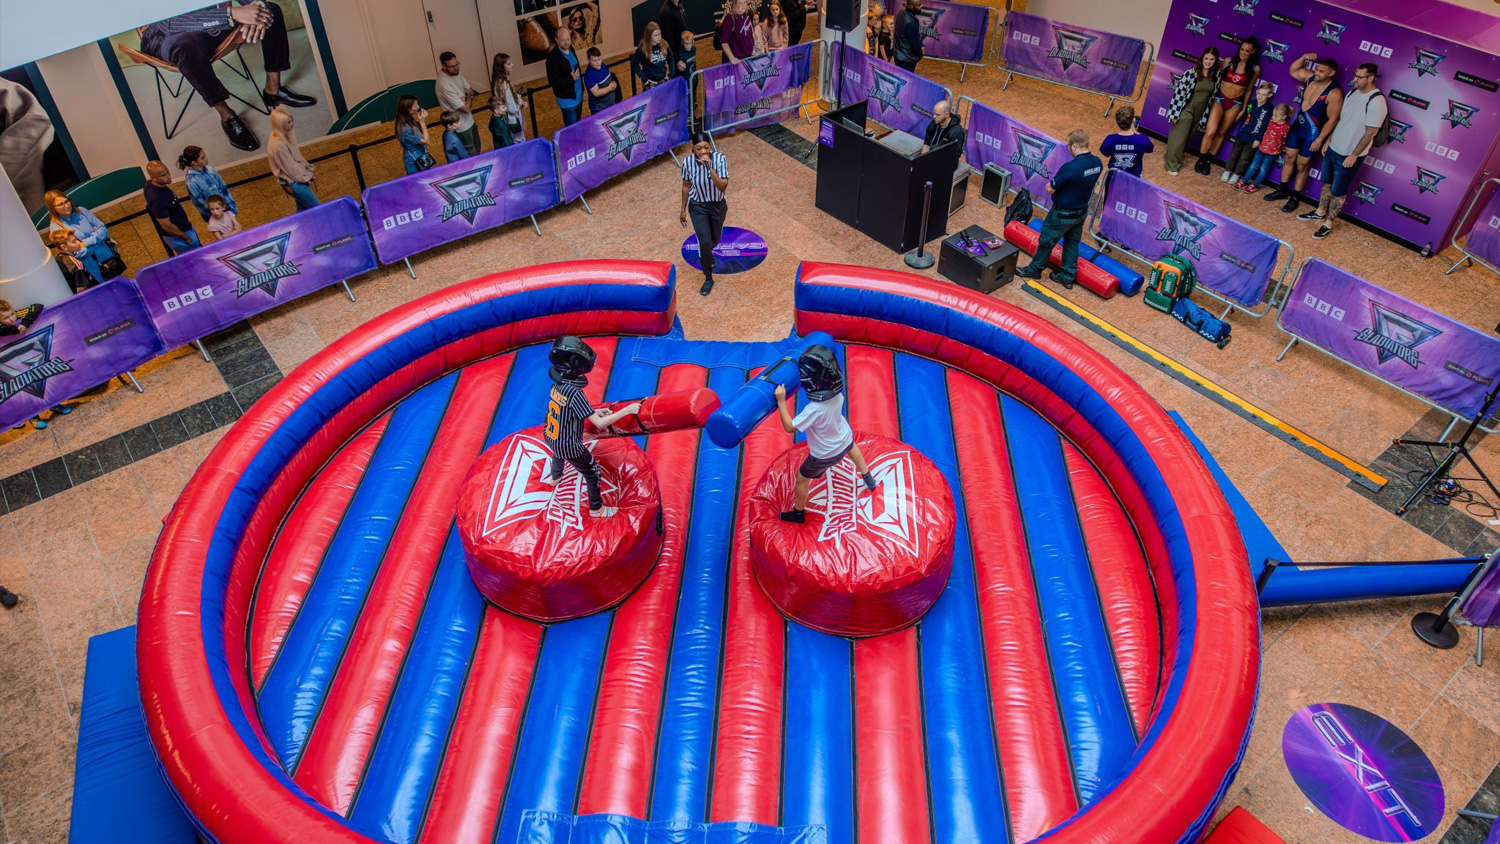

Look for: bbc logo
[161,286,215,312]
[1359,40,1392,58]
[1423,141,1459,161]
[1011,31,1041,47]
[566,149,597,171]
[381,208,425,230]
[1114,202,1149,224]
[1302,293,1346,321]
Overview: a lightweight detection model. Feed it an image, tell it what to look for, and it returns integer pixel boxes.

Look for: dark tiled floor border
[1440,759,1499,844]
[0,321,282,515]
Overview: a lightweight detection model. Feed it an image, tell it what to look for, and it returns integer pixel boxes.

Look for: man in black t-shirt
[543,337,641,518]
[144,161,201,255]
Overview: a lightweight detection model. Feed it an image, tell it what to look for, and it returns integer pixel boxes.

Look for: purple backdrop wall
[0,282,164,429]
[363,138,560,264]
[836,42,950,137]
[1280,258,1500,419]
[963,100,1073,207]
[917,0,992,65]
[703,43,815,132]
[1143,0,1500,250]
[1001,10,1148,98]
[134,198,376,349]
[556,77,690,203]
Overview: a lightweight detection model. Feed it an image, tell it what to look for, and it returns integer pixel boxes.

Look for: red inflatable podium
[748,434,956,637]
[456,426,663,621]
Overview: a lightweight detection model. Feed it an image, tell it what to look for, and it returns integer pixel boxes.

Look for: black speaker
[825,0,859,32]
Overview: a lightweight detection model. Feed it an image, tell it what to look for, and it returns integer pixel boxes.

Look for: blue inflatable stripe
[781,627,854,844]
[493,344,662,844]
[895,354,1011,843]
[257,373,458,772]
[346,361,522,842]
[649,365,747,823]
[1001,396,1135,804]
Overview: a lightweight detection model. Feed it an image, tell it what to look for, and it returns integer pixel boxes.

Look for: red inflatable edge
[1004,220,1120,299]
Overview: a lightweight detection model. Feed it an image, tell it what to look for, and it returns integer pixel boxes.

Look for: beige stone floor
[2,38,1499,844]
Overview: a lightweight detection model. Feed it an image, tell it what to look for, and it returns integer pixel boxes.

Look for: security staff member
[679,131,730,297]
[920,99,965,156]
[1014,128,1102,289]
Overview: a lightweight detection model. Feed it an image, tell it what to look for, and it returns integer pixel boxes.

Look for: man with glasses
[1299,62,1386,239]
[436,51,481,157]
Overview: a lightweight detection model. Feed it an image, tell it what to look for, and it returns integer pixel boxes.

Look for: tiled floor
[3,32,1499,844]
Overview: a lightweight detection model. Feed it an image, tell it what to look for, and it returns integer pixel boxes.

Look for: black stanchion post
[348,144,366,192]
[904,181,936,269]
[529,93,540,141]
[1412,548,1497,649]
[1255,559,1281,595]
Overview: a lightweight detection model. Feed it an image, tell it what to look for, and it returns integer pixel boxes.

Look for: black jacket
[893,9,924,64]
[658,1,689,53]
[924,114,964,151]
[545,46,583,102]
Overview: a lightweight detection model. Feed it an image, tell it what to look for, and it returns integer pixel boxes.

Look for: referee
[680,131,729,296]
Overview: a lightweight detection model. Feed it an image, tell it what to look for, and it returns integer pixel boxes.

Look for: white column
[0,169,71,306]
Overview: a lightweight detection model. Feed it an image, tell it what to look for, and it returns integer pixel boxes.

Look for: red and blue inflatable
[136,259,1259,844]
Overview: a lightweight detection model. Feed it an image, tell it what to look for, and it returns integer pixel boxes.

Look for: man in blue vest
[1014,129,1102,289]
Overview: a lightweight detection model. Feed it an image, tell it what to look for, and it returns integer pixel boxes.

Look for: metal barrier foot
[404,258,416,280]
[341,281,356,302]
[194,340,212,363]
[1445,256,1471,275]
[1276,337,1298,361]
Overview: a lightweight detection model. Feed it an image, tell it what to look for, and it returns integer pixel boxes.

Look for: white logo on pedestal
[808,451,917,554]
[481,433,617,537]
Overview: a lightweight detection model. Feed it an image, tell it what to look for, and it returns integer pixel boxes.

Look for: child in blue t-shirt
[439,111,469,164]
[1099,105,1154,178]
[582,47,619,114]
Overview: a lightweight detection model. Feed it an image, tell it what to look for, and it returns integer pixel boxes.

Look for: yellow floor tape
[1022,281,1389,489]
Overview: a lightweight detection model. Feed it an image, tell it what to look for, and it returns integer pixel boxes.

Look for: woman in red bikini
[1195,36,1260,175]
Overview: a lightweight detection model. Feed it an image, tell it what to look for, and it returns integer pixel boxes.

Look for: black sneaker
[1194,157,1212,175]
[1297,210,1326,221]
[1280,196,1300,213]
[1312,225,1332,240]
[699,275,715,296]
[222,115,260,151]
[0,588,17,609]
[779,508,806,523]
[1263,188,1290,202]
[263,86,318,108]
[1014,265,1043,280]
[1051,272,1076,290]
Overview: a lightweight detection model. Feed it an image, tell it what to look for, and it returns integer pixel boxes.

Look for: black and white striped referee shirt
[681,151,729,203]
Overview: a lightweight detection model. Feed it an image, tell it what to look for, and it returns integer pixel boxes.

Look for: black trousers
[1226,137,1258,176]
[146,2,292,109]
[550,454,604,510]
[688,199,727,276]
[895,58,919,72]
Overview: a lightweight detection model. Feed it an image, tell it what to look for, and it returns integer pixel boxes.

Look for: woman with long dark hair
[1195,36,1260,175]
[394,94,434,174]
[1162,46,1220,176]
[489,53,526,148]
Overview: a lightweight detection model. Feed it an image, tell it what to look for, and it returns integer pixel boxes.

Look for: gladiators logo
[1047,27,1097,71]
[1233,0,1258,17]
[1316,19,1345,45]
[1386,119,1411,144]
[1408,49,1445,78]
[867,69,907,113]
[604,106,651,161]
[1156,202,1216,260]
[1352,182,1383,205]
[739,54,781,90]
[808,450,919,554]
[1185,14,1208,36]
[1441,100,1479,129]
[1410,167,1446,195]
[431,167,497,223]
[218,233,300,298]
[0,326,73,405]
[736,95,780,117]
[479,432,620,536]
[1009,129,1056,180]
[1263,39,1289,62]
[1354,302,1441,369]
[915,7,944,41]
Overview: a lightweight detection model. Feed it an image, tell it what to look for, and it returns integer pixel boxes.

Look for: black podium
[814,101,961,253]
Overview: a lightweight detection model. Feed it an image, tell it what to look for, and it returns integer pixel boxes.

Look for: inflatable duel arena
[136,260,1260,844]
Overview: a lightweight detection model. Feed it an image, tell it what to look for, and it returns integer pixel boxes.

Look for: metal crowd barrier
[691,40,825,137]
[1445,177,1500,278]
[995,11,1157,117]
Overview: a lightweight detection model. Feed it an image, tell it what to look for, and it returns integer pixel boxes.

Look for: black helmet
[797,344,843,401]
[548,336,597,383]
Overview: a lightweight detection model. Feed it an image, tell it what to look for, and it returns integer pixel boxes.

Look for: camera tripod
[1394,381,1500,517]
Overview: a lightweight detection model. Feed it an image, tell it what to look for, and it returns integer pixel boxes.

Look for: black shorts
[799,442,854,479]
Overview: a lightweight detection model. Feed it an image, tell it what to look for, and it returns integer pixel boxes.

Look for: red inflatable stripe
[845,345,933,844]
[708,366,789,826]
[579,337,618,407]
[577,364,708,816]
[294,358,512,812]
[417,608,543,844]
[249,415,389,690]
[1063,444,1162,738]
[1003,221,1119,299]
[946,371,1078,840]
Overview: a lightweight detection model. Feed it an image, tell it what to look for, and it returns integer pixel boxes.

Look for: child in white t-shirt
[204,195,242,241]
[773,344,877,523]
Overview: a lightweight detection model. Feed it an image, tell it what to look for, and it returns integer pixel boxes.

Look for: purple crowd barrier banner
[703,43,815,132]
[364,138,560,264]
[1280,258,1500,420]
[1001,10,1147,98]
[1100,170,1281,308]
[1463,187,1500,269]
[557,77,690,203]
[0,281,164,429]
[1144,0,1500,251]
[134,198,376,349]
[836,42,949,137]
[1462,558,1500,628]
[963,100,1072,204]
[917,0,992,64]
